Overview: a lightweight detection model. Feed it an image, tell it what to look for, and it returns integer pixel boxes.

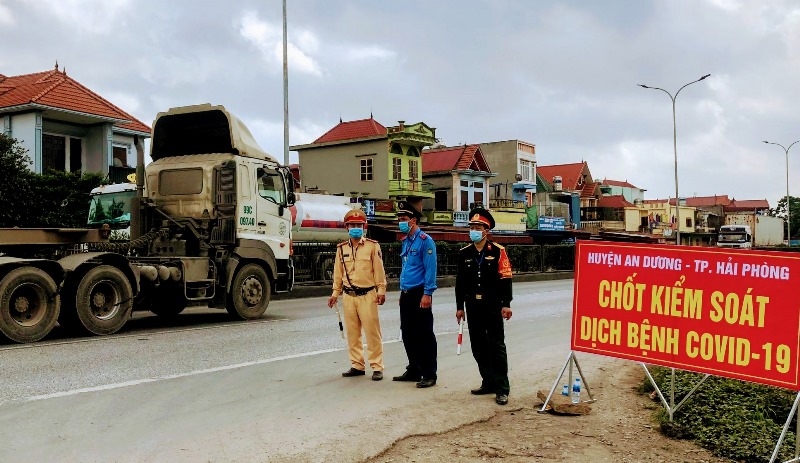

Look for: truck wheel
[150,284,187,319]
[73,265,133,336]
[0,267,60,343]
[226,263,271,320]
[320,258,334,284]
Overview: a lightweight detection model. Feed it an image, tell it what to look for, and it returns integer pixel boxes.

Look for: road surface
[0,279,602,463]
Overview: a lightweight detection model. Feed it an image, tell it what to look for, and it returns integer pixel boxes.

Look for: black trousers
[466,301,509,395]
[399,286,437,380]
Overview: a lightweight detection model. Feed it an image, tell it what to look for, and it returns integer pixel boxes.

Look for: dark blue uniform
[455,240,513,395]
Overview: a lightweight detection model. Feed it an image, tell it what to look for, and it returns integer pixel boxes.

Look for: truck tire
[73,265,133,336]
[320,257,334,285]
[226,263,271,320]
[0,267,60,343]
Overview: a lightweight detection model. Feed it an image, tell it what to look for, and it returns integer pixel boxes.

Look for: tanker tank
[290,193,360,242]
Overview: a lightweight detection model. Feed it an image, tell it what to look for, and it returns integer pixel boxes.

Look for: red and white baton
[456,319,463,355]
[335,302,345,339]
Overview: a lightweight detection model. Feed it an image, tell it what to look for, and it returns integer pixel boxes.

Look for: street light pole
[763,140,799,246]
[639,74,710,245]
[282,0,290,167]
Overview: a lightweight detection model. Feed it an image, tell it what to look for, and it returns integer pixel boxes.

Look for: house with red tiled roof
[421,144,495,225]
[600,178,646,204]
[290,117,437,221]
[0,64,150,178]
[534,161,597,226]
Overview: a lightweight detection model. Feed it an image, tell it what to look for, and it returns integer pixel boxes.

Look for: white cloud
[239,11,322,77]
[343,45,395,62]
[21,0,132,34]
[0,2,13,26]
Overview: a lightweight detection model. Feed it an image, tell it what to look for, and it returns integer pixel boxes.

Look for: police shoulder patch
[365,238,379,243]
[492,242,505,250]
[419,232,428,240]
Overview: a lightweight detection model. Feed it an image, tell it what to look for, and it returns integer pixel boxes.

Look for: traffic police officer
[455,207,513,405]
[328,208,388,381]
[392,201,439,388]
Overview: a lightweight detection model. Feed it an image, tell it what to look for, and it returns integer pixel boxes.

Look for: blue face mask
[348,227,363,239]
[398,221,411,234]
[469,230,484,242]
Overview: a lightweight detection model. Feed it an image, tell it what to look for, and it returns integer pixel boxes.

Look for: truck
[717,214,784,249]
[88,183,357,283]
[0,103,296,343]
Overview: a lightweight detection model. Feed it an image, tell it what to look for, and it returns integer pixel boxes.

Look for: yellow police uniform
[331,236,387,372]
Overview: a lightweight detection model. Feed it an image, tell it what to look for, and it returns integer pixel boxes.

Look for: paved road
[0,279,590,463]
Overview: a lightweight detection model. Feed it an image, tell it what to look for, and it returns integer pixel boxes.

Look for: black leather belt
[343,286,376,296]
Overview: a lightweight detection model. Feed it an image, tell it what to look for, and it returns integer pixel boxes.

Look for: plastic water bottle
[571,378,581,404]
[561,384,569,396]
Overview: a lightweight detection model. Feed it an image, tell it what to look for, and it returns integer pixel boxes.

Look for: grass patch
[641,367,798,462]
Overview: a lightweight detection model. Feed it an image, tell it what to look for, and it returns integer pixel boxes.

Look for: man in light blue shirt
[392,201,438,388]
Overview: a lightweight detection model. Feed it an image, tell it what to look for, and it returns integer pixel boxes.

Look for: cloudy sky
[1,0,798,206]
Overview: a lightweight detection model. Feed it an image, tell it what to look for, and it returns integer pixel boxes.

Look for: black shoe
[495,394,509,405]
[416,378,437,388]
[342,368,366,377]
[372,371,383,381]
[392,372,421,382]
[470,387,494,395]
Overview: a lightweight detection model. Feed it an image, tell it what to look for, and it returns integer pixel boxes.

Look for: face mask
[348,227,363,239]
[399,221,410,234]
[469,230,484,242]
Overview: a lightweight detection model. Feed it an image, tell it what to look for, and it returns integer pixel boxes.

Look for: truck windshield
[257,168,286,204]
[718,233,747,243]
[87,191,136,227]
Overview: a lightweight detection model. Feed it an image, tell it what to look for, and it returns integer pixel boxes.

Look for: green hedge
[0,134,104,228]
[643,367,797,462]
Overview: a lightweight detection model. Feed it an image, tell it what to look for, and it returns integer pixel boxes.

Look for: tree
[0,134,34,227]
[0,134,104,228]
[768,195,800,241]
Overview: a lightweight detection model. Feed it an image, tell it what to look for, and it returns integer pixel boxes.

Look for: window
[257,167,286,204]
[685,217,693,228]
[409,160,418,180]
[473,182,483,189]
[113,146,128,167]
[159,168,203,195]
[473,191,484,208]
[360,158,373,181]
[69,138,82,172]
[519,160,531,181]
[42,134,66,172]
[460,180,469,187]
[461,190,469,211]
[435,191,448,210]
[392,158,402,180]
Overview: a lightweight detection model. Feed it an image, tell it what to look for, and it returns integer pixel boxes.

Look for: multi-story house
[536,161,599,228]
[478,140,537,205]
[421,144,495,226]
[290,117,436,221]
[0,65,150,181]
[600,179,646,204]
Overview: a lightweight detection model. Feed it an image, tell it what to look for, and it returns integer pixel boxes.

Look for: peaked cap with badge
[468,207,495,229]
[396,200,423,220]
[343,208,368,224]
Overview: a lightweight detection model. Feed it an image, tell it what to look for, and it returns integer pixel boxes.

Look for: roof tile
[313,117,387,144]
[0,69,150,134]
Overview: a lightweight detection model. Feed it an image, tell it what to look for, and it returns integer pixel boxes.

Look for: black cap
[468,207,495,229]
[396,200,423,220]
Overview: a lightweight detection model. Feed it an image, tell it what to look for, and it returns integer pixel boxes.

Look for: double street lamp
[639,74,711,245]
[763,140,799,246]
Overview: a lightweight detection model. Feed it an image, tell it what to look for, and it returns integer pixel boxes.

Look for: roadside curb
[275,271,574,300]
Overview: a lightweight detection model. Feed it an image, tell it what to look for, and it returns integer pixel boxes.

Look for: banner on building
[571,241,800,390]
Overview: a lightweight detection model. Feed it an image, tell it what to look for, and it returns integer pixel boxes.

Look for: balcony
[489,198,526,211]
[580,220,625,233]
[388,178,434,199]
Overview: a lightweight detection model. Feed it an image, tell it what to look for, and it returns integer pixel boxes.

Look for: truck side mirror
[286,191,296,206]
